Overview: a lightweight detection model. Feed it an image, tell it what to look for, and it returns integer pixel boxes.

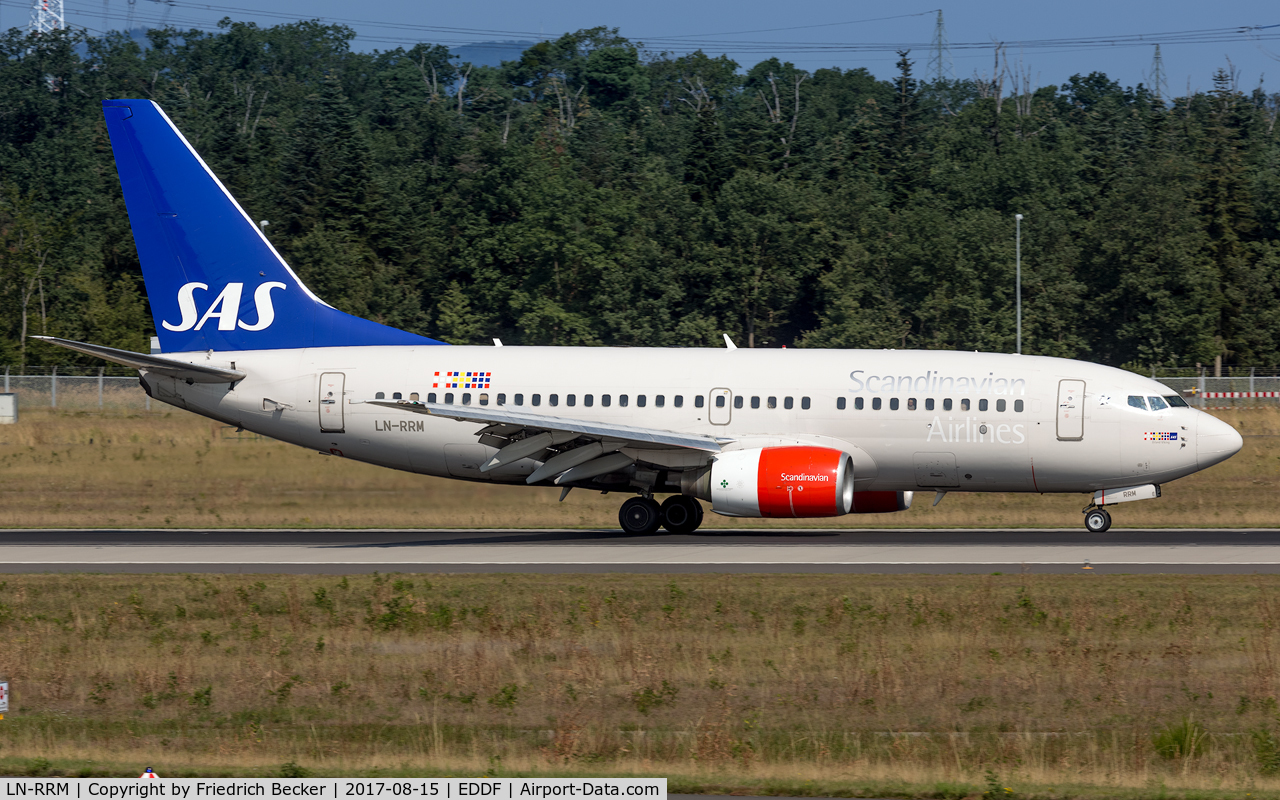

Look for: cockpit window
[1148,396,1169,411]
[1127,395,1147,410]
[1165,395,1189,408]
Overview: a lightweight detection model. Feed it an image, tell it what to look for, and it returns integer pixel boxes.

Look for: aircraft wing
[362,399,724,452]
[31,336,246,384]
[361,399,725,485]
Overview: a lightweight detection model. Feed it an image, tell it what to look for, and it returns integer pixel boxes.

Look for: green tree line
[2,21,1279,370]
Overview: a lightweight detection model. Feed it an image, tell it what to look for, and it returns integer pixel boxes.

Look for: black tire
[660,495,704,535]
[619,497,662,535]
[1084,508,1111,533]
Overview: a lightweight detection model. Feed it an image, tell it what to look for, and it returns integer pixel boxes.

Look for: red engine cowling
[705,446,854,518]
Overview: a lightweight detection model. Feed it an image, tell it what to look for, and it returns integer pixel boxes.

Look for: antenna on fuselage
[722,334,737,350]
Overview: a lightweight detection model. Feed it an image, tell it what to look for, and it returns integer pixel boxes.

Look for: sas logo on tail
[163,282,286,332]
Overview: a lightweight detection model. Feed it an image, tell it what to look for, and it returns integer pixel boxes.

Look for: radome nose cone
[1197,414,1244,469]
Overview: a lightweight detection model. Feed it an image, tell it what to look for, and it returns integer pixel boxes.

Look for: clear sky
[5,0,1280,94]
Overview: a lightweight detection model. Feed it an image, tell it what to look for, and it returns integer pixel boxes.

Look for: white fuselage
[140,347,1242,497]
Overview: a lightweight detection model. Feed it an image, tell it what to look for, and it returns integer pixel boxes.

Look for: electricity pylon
[928,10,955,83]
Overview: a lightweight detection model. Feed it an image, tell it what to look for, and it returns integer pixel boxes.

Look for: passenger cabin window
[978,399,988,412]
[497,393,506,405]
[943,398,952,411]
[675,396,684,408]
[751,396,760,409]
[890,398,900,411]
[428,393,437,403]
[656,395,665,408]
[801,397,811,410]
[855,397,865,410]
[768,396,777,409]
[960,399,970,411]
[602,394,611,407]
[733,396,743,409]
[837,397,846,410]
[715,395,726,408]
[906,398,916,411]
[784,397,794,410]
[375,392,385,399]
[531,394,541,406]
[620,395,629,407]
[872,397,882,410]
[695,396,704,408]
[549,394,559,407]
[514,393,524,406]
[925,398,934,411]
[393,392,402,400]
[1128,395,1147,410]
[1148,396,1169,411]
[444,393,454,404]
[409,392,419,402]
[996,399,1006,412]
[566,394,576,407]
[584,394,593,407]
[462,393,472,405]
[1014,399,1024,412]
[637,395,646,408]
[479,393,489,406]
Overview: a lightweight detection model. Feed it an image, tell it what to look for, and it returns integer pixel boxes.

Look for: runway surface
[2,528,1280,573]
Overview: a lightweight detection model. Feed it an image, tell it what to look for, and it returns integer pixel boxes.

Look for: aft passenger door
[319,372,345,433]
[708,388,732,425]
[1056,379,1084,441]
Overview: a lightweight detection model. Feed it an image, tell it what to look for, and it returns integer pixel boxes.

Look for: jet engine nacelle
[707,446,855,518]
[684,446,912,518]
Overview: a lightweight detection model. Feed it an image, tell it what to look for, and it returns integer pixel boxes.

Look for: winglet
[723,334,737,350]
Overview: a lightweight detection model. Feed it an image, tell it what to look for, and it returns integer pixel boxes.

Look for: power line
[7,0,1280,60]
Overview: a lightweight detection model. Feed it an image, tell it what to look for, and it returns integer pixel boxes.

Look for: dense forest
[1,21,1279,371]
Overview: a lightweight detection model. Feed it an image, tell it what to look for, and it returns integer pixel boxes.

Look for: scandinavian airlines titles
[849,369,1028,396]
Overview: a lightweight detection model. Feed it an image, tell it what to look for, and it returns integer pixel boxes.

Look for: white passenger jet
[37,100,1244,534]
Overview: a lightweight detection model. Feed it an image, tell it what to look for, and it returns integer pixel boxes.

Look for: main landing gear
[1083,506,1112,533]
[618,495,705,535]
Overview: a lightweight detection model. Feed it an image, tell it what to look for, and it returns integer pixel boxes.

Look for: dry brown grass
[0,407,1276,528]
[3,572,1280,794]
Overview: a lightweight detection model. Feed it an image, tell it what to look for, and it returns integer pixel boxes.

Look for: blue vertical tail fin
[102,99,445,352]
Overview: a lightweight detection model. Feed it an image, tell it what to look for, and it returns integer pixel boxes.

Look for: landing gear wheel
[1084,508,1112,533]
[619,497,663,535]
[660,495,704,535]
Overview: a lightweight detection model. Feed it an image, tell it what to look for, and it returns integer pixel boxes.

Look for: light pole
[1015,213,1023,355]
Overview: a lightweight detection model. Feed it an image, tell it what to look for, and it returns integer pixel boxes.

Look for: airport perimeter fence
[1,366,153,413]
[3,366,1280,415]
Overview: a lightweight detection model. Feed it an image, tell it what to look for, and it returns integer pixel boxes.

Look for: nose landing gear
[1083,506,1112,533]
[618,495,705,535]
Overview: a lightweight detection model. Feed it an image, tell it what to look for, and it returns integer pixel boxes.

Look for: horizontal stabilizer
[31,336,245,383]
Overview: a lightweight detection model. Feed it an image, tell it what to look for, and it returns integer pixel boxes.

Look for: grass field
[3,573,1280,798]
[0,406,1275,529]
